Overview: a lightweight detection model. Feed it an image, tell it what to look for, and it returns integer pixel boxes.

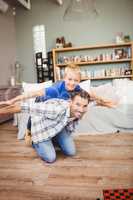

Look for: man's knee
[40,153,56,163]
[33,141,56,163]
[64,148,76,157]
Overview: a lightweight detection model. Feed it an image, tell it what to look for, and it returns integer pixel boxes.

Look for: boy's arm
[89,90,118,108]
[0,88,44,106]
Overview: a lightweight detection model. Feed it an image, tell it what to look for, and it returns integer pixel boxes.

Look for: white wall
[0,10,16,86]
[15,0,133,82]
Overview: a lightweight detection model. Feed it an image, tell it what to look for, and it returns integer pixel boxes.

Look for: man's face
[70,95,88,119]
[64,71,80,91]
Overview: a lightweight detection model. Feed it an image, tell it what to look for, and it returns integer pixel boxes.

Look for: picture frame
[115,48,124,59]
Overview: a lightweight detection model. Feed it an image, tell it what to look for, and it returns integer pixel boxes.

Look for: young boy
[0,90,90,163]
[0,63,115,106]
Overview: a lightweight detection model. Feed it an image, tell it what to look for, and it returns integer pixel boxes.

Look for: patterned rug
[103,188,133,200]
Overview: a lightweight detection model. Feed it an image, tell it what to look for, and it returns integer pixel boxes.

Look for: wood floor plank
[0,122,133,200]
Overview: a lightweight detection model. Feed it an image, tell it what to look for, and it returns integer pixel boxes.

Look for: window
[32,25,46,58]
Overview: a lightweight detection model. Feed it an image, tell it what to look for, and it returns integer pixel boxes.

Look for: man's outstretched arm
[0,103,21,115]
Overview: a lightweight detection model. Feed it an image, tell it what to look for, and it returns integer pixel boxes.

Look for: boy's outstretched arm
[0,88,44,106]
[89,90,118,108]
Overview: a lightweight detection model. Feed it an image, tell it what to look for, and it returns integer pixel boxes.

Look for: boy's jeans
[32,128,76,163]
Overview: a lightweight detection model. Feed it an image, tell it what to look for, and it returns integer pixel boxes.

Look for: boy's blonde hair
[64,63,81,79]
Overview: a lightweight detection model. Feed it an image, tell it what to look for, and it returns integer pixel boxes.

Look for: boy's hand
[89,91,119,108]
[96,98,119,108]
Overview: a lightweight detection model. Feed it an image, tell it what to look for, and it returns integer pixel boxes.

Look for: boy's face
[70,95,88,119]
[64,71,80,91]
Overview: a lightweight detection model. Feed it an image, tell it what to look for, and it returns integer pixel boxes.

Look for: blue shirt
[38,80,81,102]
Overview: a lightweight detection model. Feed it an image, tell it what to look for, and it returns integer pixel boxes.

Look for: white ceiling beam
[56,0,63,6]
[17,0,31,10]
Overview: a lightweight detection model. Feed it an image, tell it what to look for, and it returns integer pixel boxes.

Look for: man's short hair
[70,89,90,104]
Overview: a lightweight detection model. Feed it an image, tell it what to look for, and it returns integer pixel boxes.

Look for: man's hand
[0,102,21,115]
[0,99,15,106]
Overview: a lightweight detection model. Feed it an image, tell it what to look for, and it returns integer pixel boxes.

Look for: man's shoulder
[45,98,68,106]
[44,98,69,119]
[45,98,69,112]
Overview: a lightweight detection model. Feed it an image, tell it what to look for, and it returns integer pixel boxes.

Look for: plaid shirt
[21,99,78,144]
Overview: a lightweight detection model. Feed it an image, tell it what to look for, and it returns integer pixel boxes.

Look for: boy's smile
[64,71,81,91]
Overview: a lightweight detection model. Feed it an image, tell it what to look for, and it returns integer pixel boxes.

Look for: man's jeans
[32,128,76,163]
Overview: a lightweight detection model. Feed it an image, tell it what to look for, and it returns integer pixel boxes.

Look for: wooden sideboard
[0,85,21,123]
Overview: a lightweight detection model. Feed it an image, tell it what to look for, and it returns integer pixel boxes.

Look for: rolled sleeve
[21,101,46,116]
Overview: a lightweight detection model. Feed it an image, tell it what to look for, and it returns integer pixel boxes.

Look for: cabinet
[36,51,54,83]
[52,42,133,82]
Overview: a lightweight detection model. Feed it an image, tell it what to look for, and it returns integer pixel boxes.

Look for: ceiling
[4,0,20,6]
[4,0,31,9]
[0,0,63,14]
[1,0,99,20]
[3,0,63,9]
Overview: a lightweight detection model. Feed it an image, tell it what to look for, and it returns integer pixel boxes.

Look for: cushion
[90,83,120,103]
[112,78,133,88]
[113,79,133,105]
[22,80,52,93]
[116,85,133,105]
[22,80,52,103]
[79,79,90,92]
[17,81,52,140]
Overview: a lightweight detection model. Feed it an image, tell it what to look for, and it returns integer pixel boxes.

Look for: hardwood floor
[0,121,133,200]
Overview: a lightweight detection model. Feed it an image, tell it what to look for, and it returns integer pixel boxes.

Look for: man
[0,64,116,144]
[0,90,90,163]
[0,64,117,139]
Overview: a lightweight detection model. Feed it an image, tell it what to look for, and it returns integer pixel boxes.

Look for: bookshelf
[52,42,133,82]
